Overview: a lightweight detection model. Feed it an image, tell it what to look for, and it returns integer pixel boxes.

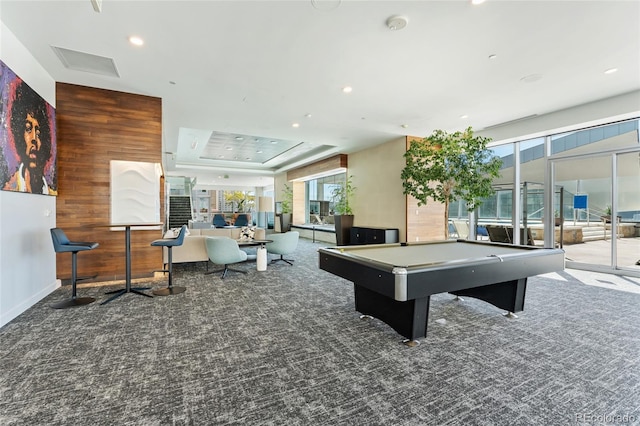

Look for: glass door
[615,151,640,272]
[554,154,613,268]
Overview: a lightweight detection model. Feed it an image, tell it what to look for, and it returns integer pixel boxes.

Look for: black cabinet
[350,226,399,245]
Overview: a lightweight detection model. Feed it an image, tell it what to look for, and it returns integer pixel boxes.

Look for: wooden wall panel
[286,154,347,181]
[55,83,163,282]
[291,181,306,226]
[404,136,447,242]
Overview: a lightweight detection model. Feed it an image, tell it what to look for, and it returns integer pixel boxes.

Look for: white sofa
[163,227,266,264]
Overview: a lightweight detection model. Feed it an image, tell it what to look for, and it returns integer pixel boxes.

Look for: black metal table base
[100,287,153,305]
[152,286,186,296]
[51,297,96,309]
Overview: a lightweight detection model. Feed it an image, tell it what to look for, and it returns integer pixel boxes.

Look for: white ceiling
[2,0,639,190]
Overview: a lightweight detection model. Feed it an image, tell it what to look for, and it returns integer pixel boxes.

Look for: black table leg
[101,225,153,305]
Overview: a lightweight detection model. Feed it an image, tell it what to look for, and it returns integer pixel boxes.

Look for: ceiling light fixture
[342,86,353,93]
[471,0,486,5]
[128,36,144,46]
[488,54,497,60]
[90,0,102,13]
[401,124,409,128]
[386,15,408,31]
[235,136,244,140]
[604,68,618,74]
[292,123,300,128]
[460,114,469,119]
[520,73,543,83]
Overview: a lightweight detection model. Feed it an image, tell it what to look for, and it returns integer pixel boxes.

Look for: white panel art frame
[110,160,162,226]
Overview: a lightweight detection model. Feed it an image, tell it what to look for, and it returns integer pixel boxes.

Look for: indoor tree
[279,184,294,232]
[330,175,356,215]
[330,175,356,245]
[401,127,502,239]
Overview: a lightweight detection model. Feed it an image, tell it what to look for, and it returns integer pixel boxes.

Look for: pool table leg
[450,278,527,314]
[354,284,430,341]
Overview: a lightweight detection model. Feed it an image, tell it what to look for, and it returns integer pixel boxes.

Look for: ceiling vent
[51,46,120,78]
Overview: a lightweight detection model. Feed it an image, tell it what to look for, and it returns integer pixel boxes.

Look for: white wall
[349,137,407,237]
[478,90,640,143]
[0,22,58,328]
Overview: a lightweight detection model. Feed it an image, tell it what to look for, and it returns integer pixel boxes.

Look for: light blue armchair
[204,236,248,278]
[266,231,299,265]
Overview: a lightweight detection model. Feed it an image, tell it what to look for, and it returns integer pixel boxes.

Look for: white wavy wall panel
[110,160,161,224]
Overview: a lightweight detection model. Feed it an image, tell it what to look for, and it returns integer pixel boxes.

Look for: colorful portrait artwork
[0,60,57,196]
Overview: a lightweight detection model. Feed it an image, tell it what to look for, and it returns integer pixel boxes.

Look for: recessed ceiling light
[169,81,176,85]
[305,113,312,118]
[342,86,353,93]
[225,147,233,151]
[604,68,618,74]
[460,114,469,119]
[520,73,543,83]
[471,0,486,5]
[256,150,263,153]
[488,54,497,60]
[271,141,278,144]
[128,36,144,46]
[311,0,341,10]
[235,136,244,140]
[292,123,300,128]
[401,124,409,128]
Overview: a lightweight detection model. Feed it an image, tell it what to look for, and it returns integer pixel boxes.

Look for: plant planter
[279,213,292,232]
[334,215,354,246]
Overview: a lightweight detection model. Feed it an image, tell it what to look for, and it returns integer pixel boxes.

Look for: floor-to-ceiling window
[304,173,346,225]
[550,119,640,274]
[462,118,639,276]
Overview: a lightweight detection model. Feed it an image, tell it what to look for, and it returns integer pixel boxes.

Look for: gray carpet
[1,237,639,425]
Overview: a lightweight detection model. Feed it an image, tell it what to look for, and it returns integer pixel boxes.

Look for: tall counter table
[88,223,163,304]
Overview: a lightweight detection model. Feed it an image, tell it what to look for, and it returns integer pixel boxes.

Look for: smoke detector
[386,15,408,31]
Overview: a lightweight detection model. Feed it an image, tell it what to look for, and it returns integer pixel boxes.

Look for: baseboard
[0,279,60,329]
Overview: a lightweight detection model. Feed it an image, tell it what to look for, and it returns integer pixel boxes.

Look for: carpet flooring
[1,237,639,425]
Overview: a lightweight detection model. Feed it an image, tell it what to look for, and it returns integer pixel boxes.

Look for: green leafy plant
[331,175,356,215]
[224,191,253,212]
[281,184,293,214]
[401,127,502,238]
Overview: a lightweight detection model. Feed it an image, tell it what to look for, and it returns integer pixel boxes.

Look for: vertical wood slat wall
[55,83,164,282]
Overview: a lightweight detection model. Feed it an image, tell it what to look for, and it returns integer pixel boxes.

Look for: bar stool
[50,228,99,309]
[152,225,188,296]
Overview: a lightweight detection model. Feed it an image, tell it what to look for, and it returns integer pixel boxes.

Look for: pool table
[318,240,565,342]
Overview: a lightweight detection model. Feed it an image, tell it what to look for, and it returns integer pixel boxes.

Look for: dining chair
[212,214,228,228]
[234,214,249,227]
